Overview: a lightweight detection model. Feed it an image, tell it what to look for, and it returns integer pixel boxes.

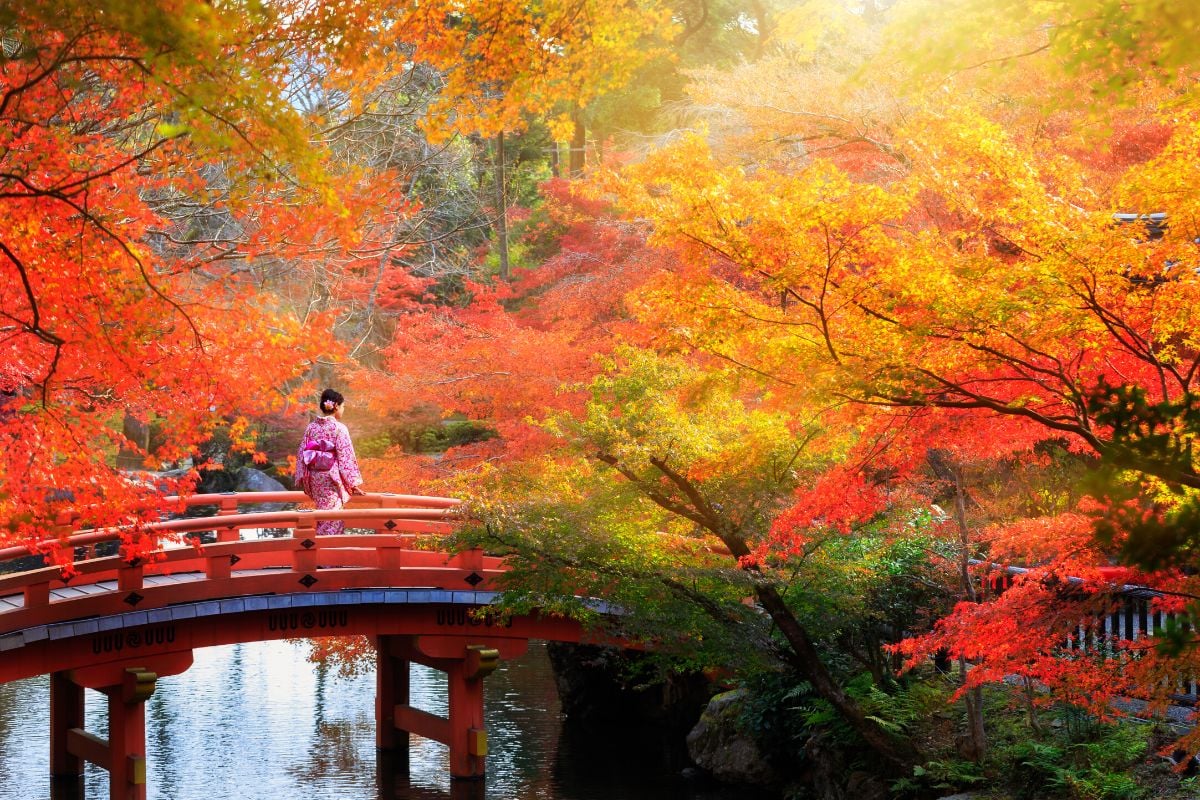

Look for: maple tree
[597,0,1200,756]
[10,0,1200,779]
[0,0,365,558]
[366,0,1200,767]
[0,0,673,564]
[443,346,927,768]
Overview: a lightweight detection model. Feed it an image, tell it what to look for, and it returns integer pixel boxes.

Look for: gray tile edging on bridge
[0,591,614,654]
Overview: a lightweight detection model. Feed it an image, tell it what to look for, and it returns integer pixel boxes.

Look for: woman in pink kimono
[295,388,365,535]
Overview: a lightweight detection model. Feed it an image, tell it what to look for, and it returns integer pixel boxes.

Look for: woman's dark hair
[319,388,344,415]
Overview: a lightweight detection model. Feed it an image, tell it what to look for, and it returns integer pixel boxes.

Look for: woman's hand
[350,485,366,496]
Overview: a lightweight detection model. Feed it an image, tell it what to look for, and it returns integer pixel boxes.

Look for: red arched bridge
[0,491,599,799]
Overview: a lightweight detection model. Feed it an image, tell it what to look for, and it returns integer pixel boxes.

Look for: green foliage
[355,418,496,458]
[1004,715,1149,800]
[577,0,783,142]
[571,346,813,518]
[1085,383,1200,571]
[483,238,535,277]
[353,433,397,459]
[802,673,951,747]
[738,669,1156,799]
[452,458,775,673]
[787,526,952,683]
[891,758,987,797]
[512,196,570,265]
[1009,740,1070,799]
[736,670,819,763]
[191,421,275,494]
[736,668,976,788]
[737,668,993,794]
[415,420,497,453]
[884,0,1200,102]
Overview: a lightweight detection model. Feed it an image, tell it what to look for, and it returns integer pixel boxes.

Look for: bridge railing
[0,492,503,635]
[166,490,461,513]
[979,561,1198,699]
[0,491,462,562]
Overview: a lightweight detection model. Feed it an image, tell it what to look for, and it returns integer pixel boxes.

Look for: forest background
[6,0,1200,795]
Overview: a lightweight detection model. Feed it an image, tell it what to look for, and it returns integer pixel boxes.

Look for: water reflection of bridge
[0,492,592,799]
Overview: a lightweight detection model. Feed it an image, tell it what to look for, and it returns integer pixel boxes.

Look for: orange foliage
[2,0,670,560]
[361,184,674,477]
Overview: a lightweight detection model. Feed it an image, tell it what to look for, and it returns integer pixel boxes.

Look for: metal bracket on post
[464,645,499,680]
[122,667,157,704]
[467,727,488,757]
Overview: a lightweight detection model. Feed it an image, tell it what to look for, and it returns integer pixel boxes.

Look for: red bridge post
[294,511,318,573]
[104,667,154,800]
[376,635,410,752]
[50,671,85,792]
[50,652,193,800]
[50,668,154,800]
[381,634,522,780]
[446,645,496,779]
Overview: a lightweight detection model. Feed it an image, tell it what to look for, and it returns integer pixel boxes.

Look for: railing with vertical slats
[979,561,1197,699]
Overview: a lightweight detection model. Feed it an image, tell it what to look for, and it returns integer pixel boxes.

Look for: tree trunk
[569,111,586,178]
[469,133,487,190]
[749,0,774,60]
[608,453,924,772]
[705,511,922,769]
[958,656,987,761]
[116,413,149,470]
[1022,676,1043,733]
[494,132,509,282]
[752,582,923,770]
[950,460,987,761]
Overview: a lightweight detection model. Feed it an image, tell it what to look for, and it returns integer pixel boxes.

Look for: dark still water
[0,641,757,800]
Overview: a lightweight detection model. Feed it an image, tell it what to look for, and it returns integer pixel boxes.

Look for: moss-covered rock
[686,689,780,788]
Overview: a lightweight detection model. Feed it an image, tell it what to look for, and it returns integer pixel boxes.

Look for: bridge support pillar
[50,652,192,800]
[380,634,523,781]
[445,654,489,780]
[103,670,153,800]
[50,671,85,796]
[375,635,410,753]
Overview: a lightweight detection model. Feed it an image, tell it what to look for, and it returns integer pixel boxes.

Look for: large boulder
[686,689,779,788]
[235,467,292,512]
[115,414,150,470]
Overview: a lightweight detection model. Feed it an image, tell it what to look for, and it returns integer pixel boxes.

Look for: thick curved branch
[865,367,1104,451]
[594,452,710,528]
[0,241,65,406]
[23,181,205,349]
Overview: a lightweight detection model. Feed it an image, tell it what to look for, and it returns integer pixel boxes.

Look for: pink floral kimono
[294,416,363,535]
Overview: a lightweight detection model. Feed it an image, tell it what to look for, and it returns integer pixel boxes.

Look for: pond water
[0,640,759,800]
